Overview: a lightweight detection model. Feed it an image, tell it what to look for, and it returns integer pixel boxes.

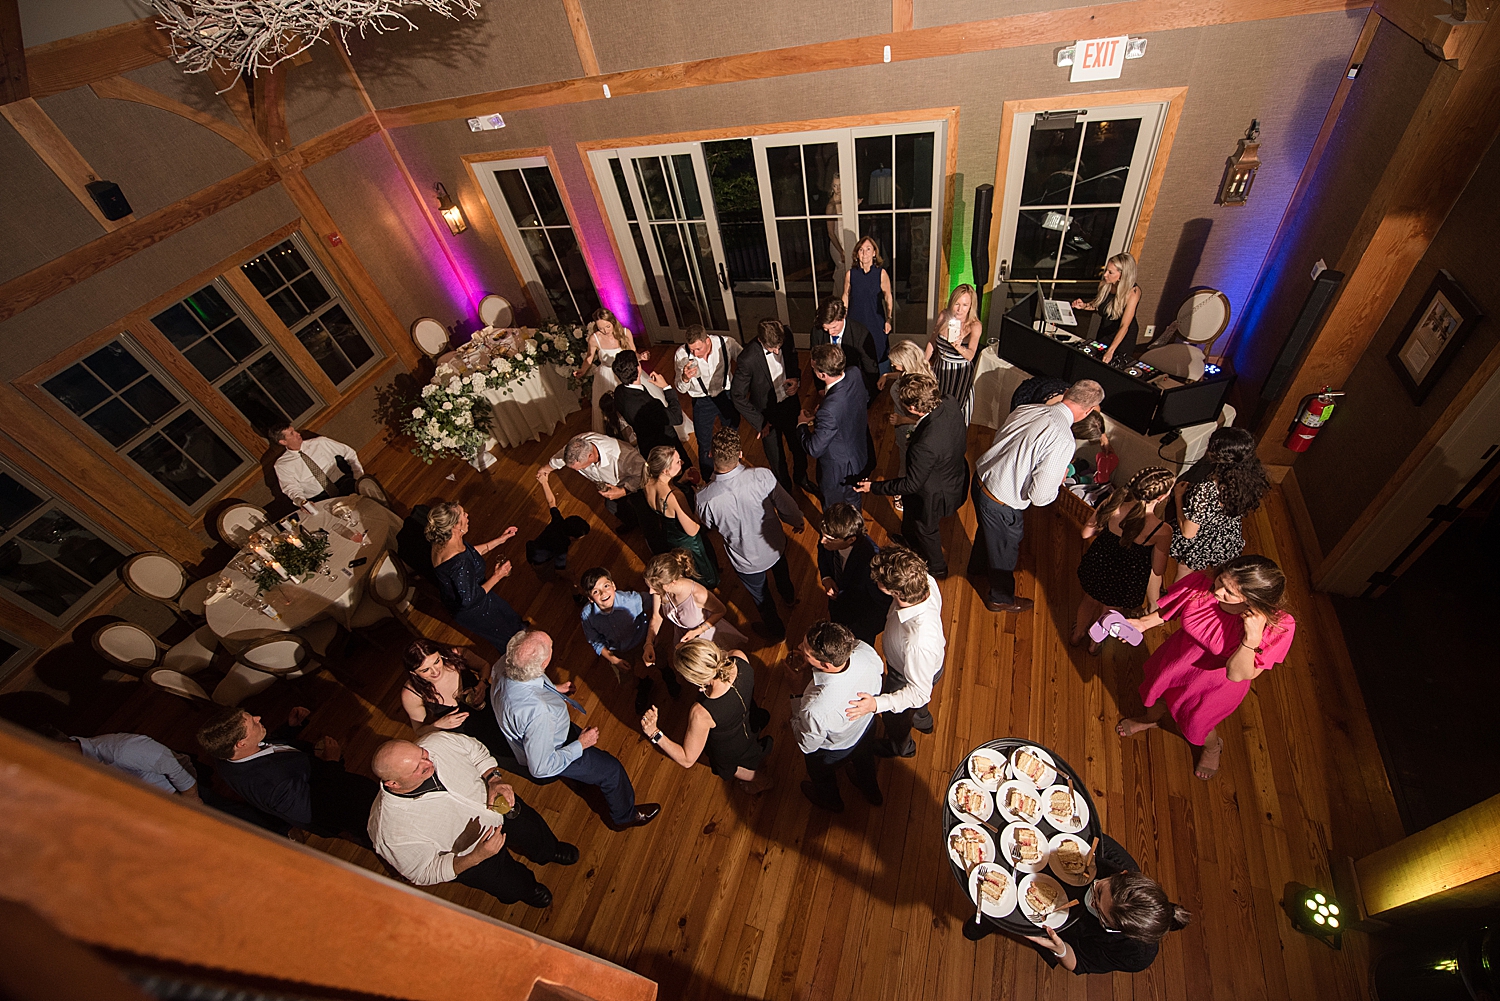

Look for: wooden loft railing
[0,723,656,1001]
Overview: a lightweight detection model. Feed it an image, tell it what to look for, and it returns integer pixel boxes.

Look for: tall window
[479,157,600,325]
[0,461,128,624]
[43,338,250,509]
[854,130,935,333]
[151,283,317,433]
[239,237,379,387]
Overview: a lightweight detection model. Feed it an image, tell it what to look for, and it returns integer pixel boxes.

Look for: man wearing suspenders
[673,324,742,481]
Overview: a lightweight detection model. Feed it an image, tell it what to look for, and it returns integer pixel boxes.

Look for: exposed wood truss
[22,18,172,99]
[0,0,25,104]
[0,97,134,230]
[89,74,266,159]
[560,0,601,77]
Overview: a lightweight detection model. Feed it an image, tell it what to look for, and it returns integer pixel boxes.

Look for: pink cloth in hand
[1089,610,1143,646]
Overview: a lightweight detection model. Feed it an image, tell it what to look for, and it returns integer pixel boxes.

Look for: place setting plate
[948,778,995,823]
[947,822,997,870]
[966,749,1008,791]
[999,820,1049,874]
[1047,833,1097,886]
[1017,873,1071,929]
[995,778,1044,825]
[1009,745,1058,788]
[1038,783,1090,834]
[968,862,1017,919]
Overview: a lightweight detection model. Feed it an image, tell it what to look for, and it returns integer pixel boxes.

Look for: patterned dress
[930,316,976,424]
[1170,479,1245,571]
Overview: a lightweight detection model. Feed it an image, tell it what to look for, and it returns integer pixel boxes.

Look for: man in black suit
[731,318,814,493]
[799,344,869,509]
[856,373,969,578]
[198,706,378,843]
[809,297,879,403]
[610,350,692,472]
[816,502,892,645]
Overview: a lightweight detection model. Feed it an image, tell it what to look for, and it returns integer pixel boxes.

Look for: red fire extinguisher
[1284,386,1344,452]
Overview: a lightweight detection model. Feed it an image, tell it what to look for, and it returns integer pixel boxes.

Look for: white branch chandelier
[151,0,482,84]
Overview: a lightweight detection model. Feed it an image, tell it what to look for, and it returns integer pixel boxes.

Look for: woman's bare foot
[1115,717,1157,738]
[1194,738,1223,780]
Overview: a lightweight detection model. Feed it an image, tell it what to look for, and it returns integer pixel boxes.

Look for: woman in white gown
[573,307,691,440]
[641,549,745,672]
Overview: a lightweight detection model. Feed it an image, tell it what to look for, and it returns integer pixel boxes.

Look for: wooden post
[1352,793,1500,923]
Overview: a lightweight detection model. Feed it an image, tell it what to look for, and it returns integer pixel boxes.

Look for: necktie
[548,682,586,715]
[299,449,337,495]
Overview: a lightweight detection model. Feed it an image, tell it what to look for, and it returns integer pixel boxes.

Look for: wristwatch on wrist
[649,730,665,744]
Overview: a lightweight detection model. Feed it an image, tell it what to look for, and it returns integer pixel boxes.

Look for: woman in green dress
[643,445,720,589]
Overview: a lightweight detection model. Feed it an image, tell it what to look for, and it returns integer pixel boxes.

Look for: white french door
[995,103,1167,297]
[588,144,736,342]
[753,122,945,345]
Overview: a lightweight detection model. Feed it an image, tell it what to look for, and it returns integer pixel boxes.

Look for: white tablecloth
[435,327,580,450]
[970,345,1234,483]
[204,497,401,643]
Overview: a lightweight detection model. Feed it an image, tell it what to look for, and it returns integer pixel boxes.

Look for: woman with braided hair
[639,638,773,794]
[1072,466,1176,652]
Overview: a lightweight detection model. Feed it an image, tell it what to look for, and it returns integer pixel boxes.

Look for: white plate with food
[1039,784,1090,834]
[995,779,1044,825]
[1047,833,1097,886]
[1017,873,1071,928]
[999,820,1049,873]
[967,749,1007,791]
[948,823,996,870]
[1009,745,1058,788]
[949,778,995,823]
[968,861,1017,918]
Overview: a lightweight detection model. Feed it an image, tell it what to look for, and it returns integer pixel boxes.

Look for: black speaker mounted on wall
[970,183,994,292]
[85,180,132,221]
[1259,267,1344,404]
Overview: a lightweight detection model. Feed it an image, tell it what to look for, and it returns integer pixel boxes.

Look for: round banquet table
[944,738,1102,937]
[434,327,581,449]
[204,496,402,644]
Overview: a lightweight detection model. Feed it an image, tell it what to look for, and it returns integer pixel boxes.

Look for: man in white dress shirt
[967,380,1104,614]
[368,731,576,909]
[268,420,363,509]
[844,546,945,758]
[790,619,884,812]
[674,324,742,479]
[540,431,654,542]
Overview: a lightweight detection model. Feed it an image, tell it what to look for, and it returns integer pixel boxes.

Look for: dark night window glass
[495,162,601,327]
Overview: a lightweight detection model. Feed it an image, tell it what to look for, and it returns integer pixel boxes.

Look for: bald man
[367,731,575,909]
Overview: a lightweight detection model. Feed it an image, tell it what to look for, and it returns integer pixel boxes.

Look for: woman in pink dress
[1115,555,1295,780]
[641,550,747,671]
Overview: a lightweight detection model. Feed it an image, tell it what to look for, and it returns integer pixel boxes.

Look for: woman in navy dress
[427,502,523,654]
[842,236,893,370]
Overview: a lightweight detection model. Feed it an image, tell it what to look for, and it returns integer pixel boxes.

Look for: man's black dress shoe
[618,803,661,828]
[549,843,580,865]
[523,883,553,908]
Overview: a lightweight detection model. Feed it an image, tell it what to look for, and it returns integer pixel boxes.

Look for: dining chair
[161,624,220,675]
[177,577,218,618]
[478,294,513,329]
[235,634,319,677]
[144,668,213,704]
[350,552,420,636]
[216,503,269,547]
[91,621,165,674]
[356,475,392,507]
[119,553,190,620]
[1139,344,1206,382]
[411,317,450,357]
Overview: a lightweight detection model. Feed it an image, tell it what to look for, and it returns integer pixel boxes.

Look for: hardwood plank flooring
[80,381,1400,1000]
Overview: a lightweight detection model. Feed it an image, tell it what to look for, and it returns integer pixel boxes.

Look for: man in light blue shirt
[579,567,677,714]
[788,620,884,813]
[493,628,660,830]
[40,726,199,798]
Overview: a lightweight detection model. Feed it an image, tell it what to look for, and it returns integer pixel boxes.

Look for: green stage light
[1283,882,1342,949]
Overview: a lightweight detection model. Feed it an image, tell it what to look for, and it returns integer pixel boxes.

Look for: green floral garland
[251,532,332,593]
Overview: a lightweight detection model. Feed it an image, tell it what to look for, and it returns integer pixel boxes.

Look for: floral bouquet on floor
[406,375,494,464]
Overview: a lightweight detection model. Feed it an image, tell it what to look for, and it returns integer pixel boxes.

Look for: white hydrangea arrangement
[403,375,493,464]
[530,320,590,391]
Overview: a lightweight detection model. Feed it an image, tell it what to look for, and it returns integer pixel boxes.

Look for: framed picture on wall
[1388,270,1484,404]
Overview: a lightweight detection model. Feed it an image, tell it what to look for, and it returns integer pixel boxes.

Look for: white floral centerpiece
[402,374,493,464]
[530,320,590,392]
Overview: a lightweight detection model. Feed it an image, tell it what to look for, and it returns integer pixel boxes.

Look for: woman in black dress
[965,834,1192,977]
[639,638,773,794]
[398,639,513,763]
[427,502,523,655]
[1072,466,1175,652]
[1071,253,1141,364]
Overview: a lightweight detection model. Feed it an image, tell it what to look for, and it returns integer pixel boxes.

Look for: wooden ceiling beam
[560,0,601,77]
[0,0,26,104]
[23,18,172,100]
[1375,0,1491,66]
[377,0,1364,128]
[0,98,132,230]
[90,75,266,160]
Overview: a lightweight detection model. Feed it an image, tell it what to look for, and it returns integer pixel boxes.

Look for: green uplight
[1305,899,1317,910]
[1314,914,1326,925]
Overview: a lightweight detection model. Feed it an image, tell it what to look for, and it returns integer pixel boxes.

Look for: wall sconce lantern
[1218,120,1262,206]
[434,182,467,235]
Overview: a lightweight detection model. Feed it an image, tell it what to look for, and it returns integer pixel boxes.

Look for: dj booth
[971,290,1237,482]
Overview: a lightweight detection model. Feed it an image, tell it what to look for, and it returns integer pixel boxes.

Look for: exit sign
[1070,35,1129,82]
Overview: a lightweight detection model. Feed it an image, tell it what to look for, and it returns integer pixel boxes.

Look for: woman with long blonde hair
[1071,253,1141,364]
[925,283,982,424]
[639,638,773,794]
[1072,466,1176,651]
[641,549,744,669]
[876,339,936,501]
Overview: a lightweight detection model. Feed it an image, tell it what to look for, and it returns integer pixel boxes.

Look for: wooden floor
[82,381,1403,1001]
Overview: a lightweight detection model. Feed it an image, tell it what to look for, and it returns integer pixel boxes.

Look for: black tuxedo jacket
[816,534,892,644]
[731,336,801,428]
[868,398,970,519]
[614,381,684,459]
[810,319,879,401]
[216,726,318,827]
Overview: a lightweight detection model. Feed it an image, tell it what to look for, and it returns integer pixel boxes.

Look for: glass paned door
[996,103,1166,297]
[851,126,939,336]
[591,144,736,341]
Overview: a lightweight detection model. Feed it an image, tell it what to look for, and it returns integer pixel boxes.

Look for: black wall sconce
[1218,120,1262,206]
[434,181,467,235]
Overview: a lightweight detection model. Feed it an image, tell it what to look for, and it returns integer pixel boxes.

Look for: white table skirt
[435,330,581,450]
